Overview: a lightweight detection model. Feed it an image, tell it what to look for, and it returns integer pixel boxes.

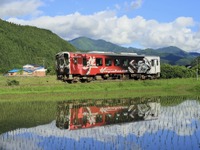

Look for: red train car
[55,51,160,83]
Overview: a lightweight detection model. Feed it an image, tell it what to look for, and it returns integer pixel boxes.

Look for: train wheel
[67,80,77,84]
[149,75,154,80]
[66,80,72,83]
[141,75,146,80]
[87,80,91,83]
[80,79,86,83]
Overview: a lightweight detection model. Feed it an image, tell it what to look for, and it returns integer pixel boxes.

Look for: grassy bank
[0,76,199,134]
[0,76,199,102]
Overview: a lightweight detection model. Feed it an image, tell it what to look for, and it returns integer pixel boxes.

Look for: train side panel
[55,51,161,82]
[69,53,146,75]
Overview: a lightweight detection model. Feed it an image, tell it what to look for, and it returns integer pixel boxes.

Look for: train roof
[57,51,160,58]
[87,51,144,57]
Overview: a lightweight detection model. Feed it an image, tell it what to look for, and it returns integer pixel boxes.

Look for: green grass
[0,76,199,102]
[0,76,199,134]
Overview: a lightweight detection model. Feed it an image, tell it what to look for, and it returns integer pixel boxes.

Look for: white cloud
[6,11,200,52]
[174,17,195,27]
[0,0,43,18]
[114,4,121,10]
[130,0,143,10]
[122,0,143,12]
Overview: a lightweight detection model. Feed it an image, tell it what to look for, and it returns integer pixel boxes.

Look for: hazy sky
[1,0,200,52]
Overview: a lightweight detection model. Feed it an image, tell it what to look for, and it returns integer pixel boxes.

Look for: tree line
[160,56,200,79]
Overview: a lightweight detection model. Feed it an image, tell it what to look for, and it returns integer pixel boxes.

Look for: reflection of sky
[0,100,200,150]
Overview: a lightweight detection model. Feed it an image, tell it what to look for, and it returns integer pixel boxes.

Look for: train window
[96,58,103,66]
[73,58,78,64]
[96,114,103,123]
[156,60,159,66]
[122,59,128,67]
[151,60,155,66]
[83,57,87,66]
[105,114,112,123]
[105,58,112,66]
[60,59,64,65]
[114,59,120,66]
[64,53,69,65]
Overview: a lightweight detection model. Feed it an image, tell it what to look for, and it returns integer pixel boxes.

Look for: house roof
[23,64,43,68]
[23,69,34,73]
[8,69,21,73]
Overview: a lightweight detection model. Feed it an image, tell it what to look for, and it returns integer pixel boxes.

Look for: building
[8,69,22,76]
[7,64,46,77]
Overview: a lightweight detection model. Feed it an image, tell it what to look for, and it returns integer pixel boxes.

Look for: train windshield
[63,53,69,65]
[56,52,69,67]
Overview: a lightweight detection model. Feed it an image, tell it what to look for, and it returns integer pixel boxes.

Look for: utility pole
[197,58,199,80]
[43,59,45,68]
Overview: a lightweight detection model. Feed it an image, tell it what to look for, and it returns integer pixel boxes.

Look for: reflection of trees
[159,96,199,106]
[57,96,199,108]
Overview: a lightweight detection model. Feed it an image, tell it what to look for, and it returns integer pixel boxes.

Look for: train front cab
[55,52,71,80]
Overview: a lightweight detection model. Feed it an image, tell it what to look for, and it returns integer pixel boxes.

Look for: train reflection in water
[56,98,160,130]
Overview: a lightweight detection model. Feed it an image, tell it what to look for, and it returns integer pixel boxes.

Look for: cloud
[6,11,200,52]
[130,0,143,10]
[0,0,43,18]
[115,0,143,15]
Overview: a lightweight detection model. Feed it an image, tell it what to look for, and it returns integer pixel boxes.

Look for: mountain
[0,19,77,73]
[136,46,196,65]
[69,37,200,66]
[69,37,139,52]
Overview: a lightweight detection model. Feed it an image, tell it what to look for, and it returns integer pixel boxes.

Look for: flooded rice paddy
[0,100,200,150]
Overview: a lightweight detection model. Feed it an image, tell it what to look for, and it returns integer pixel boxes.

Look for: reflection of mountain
[0,100,200,150]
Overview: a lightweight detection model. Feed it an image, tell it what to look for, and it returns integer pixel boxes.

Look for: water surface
[0,100,200,150]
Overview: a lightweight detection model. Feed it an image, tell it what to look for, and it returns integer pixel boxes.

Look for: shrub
[7,79,19,86]
[161,64,196,79]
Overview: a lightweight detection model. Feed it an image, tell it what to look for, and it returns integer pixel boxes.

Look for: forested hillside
[69,36,139,52]
[0,19,77,73]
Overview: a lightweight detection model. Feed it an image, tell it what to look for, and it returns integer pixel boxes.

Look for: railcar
[55,51,160,83]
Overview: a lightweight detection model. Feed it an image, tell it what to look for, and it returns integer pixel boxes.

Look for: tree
[161,64,196,79]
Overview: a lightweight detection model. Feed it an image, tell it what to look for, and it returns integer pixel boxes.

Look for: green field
[0,76,199,134]
[0,76,199,101]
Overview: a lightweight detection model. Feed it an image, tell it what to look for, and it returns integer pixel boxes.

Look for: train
[55,51,160,83]
[56,98,160,130]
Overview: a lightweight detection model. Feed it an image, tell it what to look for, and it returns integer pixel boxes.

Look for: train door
[153,58,160,75]
[145,56,160,75]
[71,54,83,75]
[151,59,157,73]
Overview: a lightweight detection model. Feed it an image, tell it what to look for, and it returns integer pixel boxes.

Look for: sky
[1,0,200,52]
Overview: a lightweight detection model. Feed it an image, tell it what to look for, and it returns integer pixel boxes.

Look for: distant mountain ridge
[69,37,200,65]
[69,37,139,52]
